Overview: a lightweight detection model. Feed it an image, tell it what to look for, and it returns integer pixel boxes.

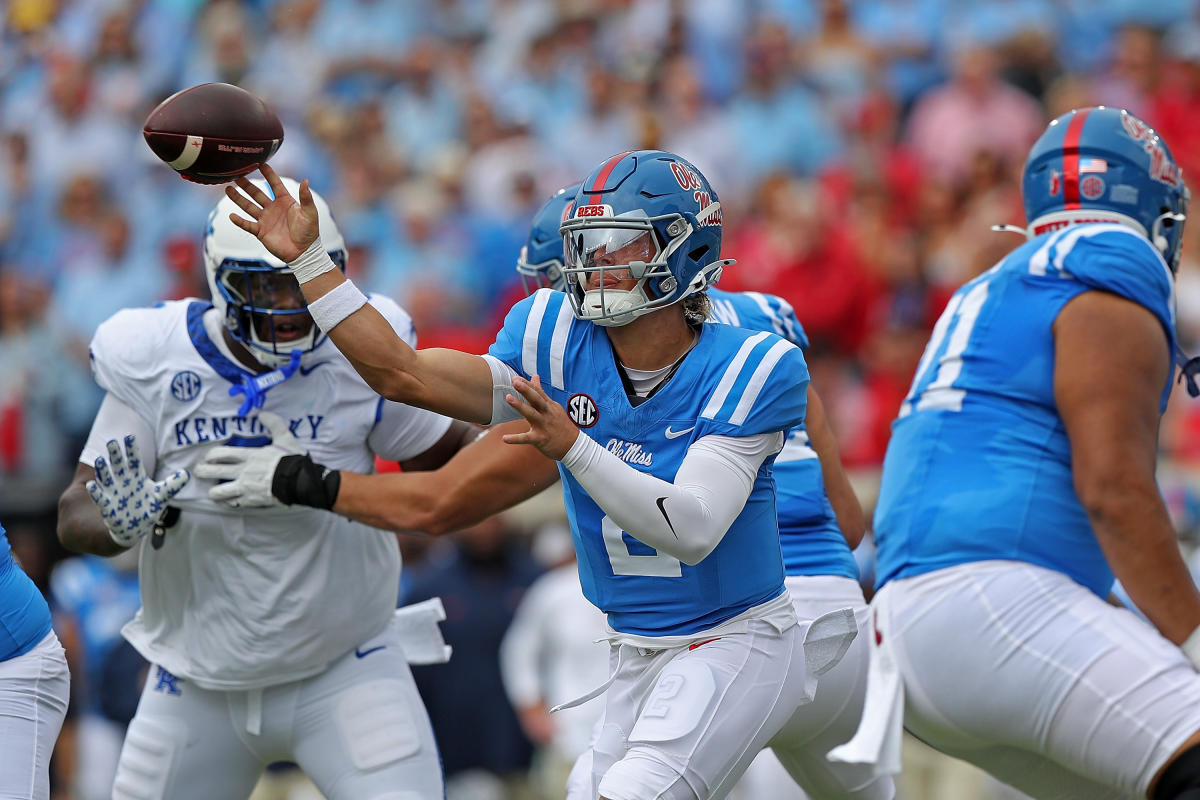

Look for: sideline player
[0,520,69,800]
[832,107,1200,800]
[202,182,893,799]
[223,153,851,800]
[56,178,473,800]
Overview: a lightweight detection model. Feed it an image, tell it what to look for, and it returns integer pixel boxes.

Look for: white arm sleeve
[561,431,784,566]
[80,393,157,476]
[481,354,525,424]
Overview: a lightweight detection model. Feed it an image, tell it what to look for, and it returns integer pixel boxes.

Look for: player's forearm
[561,433,765,565]
[1086,479,1200,645]
[295,269,494,423]
[805,388,866,548]
[56,481,128,556]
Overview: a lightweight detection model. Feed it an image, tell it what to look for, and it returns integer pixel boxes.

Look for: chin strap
[1178,346,1200,398]
[230,350,302,416]
[990,224,1031,238]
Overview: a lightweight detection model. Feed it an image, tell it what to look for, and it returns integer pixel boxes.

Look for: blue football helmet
[204,177,347,367]
[1022,106,1188,270]
[560,150,733,326]
[516,183,581,294]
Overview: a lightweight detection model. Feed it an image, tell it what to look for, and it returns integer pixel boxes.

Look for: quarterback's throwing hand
[224,164,319,263]
[86,435,189,548]
[502,375,580,461]
[195,411,305,508]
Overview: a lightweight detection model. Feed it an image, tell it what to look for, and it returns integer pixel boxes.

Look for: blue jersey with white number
[0,524,54,662]
[709,289,858,580]
[489,289,810,635]
[874,225,1177,597]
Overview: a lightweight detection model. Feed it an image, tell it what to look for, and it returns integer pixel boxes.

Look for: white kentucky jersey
[84,297,451,690]
[708,288,858,580]
[874,224,1178,598]
[488,289,809,636]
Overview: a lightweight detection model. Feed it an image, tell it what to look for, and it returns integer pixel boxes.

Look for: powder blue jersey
[489,289,810,636]
[708,289,858,580]
[0,523,53,662]
[875,225,1178,597]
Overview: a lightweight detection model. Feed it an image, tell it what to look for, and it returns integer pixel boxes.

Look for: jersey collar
[186,301,255,385]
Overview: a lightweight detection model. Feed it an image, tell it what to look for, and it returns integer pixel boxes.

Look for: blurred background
[6,0,1200,798]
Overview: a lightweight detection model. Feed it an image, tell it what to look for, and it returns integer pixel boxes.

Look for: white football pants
[0,631,70,800]
[877,560,1200,799]
[111,615,442,800]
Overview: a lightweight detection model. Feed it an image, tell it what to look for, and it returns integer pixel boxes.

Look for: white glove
[195,411,305,508]
[86,435,190,548]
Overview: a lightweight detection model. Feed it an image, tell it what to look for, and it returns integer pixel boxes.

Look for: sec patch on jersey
[143,83,283,185]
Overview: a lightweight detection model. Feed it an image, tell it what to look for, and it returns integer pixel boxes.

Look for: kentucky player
[55,178,474,800]
[831,107,1200,800]
[0,521,69,800]
[223,154,849,800]
[203,181,892,799]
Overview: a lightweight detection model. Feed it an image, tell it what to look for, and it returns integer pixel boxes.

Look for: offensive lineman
[56,179,473,800]
[832,107,1200,800]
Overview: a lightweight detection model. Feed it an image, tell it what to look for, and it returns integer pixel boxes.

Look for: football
[143,83,284,185]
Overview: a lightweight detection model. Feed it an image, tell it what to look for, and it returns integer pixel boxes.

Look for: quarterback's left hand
[502,375,580,461]
[86,436,190,548]
[195,411,304,508]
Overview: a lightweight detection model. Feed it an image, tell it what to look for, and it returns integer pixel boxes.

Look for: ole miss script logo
[568,393,598,428]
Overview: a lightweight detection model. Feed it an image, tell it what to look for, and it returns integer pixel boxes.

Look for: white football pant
[111,615,442,800]
[0,631,70,800]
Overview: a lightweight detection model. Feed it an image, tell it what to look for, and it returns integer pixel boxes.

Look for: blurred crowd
[8,0,1200,797]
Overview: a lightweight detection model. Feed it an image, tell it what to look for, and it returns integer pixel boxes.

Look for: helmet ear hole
[688,245,710,262]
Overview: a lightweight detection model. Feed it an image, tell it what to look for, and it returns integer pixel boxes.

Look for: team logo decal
[1121,114,1182,186]
[170,370,203,401]
[1080,175,1105,200]
[567,393,598,428]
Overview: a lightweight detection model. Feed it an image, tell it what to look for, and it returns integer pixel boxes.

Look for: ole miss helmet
[1022,106,1189,270]
[560,150,733,326]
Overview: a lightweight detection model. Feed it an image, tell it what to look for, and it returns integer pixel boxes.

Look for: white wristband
[307,280,368,333]
[288,239,338,284]
[1183,625,1200,671]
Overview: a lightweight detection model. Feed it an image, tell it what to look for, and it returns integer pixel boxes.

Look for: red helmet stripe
[1062,108,1091,210]
[588,151,634,205]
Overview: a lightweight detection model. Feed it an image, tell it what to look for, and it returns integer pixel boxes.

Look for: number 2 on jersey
[901,278,990,416]
[601,516,682,577]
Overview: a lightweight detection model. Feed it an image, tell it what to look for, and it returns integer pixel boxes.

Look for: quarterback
[56,179,471,800]
[223,154,853,800]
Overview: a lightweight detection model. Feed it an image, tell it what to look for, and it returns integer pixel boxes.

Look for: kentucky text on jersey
[173,414,325,447]
[873,224,1177,597]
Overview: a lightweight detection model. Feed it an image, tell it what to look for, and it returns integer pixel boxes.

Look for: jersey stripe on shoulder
[743,292,784,337]
[547,294,573,390]
[522,290,552,378]
[701,331,770,420]
[730,339,796,425]
[709,295,739,327]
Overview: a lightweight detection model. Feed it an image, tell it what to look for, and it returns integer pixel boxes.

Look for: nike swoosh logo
[655,496,677,538]
[298,362,328,376]
[354,645,386,659]
[664,425,695,439]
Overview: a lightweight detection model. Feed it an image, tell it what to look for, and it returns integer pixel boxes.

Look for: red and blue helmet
[516,183,580,294]
[1022,106,1189,270]
[559,150,732,326]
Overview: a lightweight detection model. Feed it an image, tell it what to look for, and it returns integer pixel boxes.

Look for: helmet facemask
[516,245,566,293]
[561,209,716,327]
[214,253,345,366]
